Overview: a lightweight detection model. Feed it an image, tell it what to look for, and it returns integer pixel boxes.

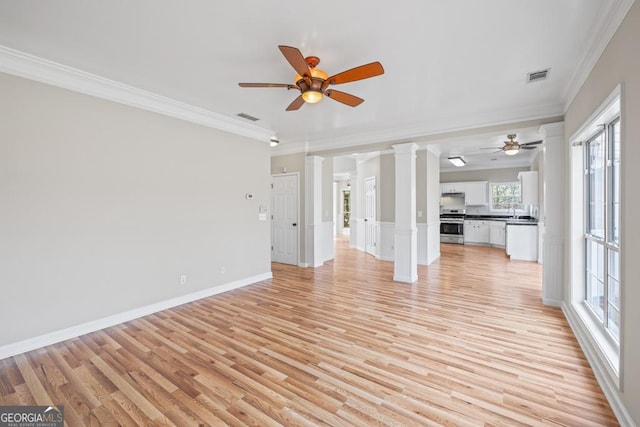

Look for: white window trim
[568,84,621,389]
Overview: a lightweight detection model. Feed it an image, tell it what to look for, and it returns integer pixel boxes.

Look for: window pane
[587,133,605,238]
[491,183,522,210]
[608,250,620,308]
[610,119,621,245]
[586,240,605,321]
[607,305,620,341]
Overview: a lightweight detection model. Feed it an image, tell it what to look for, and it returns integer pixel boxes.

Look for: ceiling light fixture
[504,145,519,156]
[295,57,328,104]
[448,156,466,167]
[269,136,279,147]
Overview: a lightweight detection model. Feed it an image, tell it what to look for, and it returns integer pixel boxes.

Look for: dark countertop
[464,215,538,225]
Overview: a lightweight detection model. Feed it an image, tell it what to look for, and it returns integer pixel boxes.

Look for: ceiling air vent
[237,113,260,122]
[527,69,550,83]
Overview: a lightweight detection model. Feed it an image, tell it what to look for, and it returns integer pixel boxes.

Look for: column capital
[305,155,324,165]
[539,122,565,138]
[392,142,418,155]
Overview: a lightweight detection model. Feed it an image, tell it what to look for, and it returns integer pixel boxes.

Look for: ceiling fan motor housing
[295,57,327,103]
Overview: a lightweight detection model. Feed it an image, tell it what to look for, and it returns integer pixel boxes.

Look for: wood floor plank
[0,237,618,425]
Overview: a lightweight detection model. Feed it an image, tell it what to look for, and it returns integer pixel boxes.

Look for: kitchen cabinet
[488,221,506,247]
[518,171,539,205]
[441,182,465,194]
[464,220,489,244]
[465,181,488,205]
[441,181,487,205]
[506,224,538,261]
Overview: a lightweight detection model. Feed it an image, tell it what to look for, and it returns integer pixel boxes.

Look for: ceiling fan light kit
[295,56,327,104]
[239,45,384,111]
[504,146,519,155]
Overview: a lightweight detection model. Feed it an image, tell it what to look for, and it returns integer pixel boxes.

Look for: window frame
[489,181,525,213]
[583,115,621,345]
[569,84,621,386]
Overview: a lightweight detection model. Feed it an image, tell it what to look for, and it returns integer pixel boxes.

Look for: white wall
[564,1,640,424]
[441,166,529,183]
[0,73,272,350]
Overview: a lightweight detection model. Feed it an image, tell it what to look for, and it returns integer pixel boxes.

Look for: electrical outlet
[220,266,226,274]
[179,275,187,285]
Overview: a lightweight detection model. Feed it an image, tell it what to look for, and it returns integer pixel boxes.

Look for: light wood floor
[0,237,618,426]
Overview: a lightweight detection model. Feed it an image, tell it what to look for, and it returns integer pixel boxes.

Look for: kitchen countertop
[464,215,538,225]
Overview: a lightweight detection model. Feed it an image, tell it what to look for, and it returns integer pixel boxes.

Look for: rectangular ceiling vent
[237,112,260,122]
[527,69,550,83]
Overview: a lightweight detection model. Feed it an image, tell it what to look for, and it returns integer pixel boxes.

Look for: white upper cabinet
[441,182,465,194]
[464,181,488,205]
[441,181,487,205]
[518,171,539,205]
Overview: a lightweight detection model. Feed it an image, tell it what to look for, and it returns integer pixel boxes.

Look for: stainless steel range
[440,209,465,244]
[440,192,466,244]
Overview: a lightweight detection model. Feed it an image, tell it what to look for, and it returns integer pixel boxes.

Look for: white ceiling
[0,1,631,171]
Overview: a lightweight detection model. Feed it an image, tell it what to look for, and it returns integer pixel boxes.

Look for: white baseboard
[297,262,309,268]
[562,302,634,426]
[393,274,417,284]
[0,272,272,360]
[542,298,563,307]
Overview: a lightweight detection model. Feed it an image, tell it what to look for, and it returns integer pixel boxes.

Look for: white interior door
[365,177,377,255]
[271,174,298,265]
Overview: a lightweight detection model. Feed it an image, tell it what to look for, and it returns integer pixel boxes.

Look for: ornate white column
[393,143,418,283]
[305,155,324,267]
[540,122,565,305]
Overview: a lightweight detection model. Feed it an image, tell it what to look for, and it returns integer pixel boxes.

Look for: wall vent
[237,112,260,121]
[527,69,550,83]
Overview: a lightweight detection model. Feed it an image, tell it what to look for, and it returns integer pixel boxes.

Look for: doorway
[271,173,299,265]
[364,176,377,255]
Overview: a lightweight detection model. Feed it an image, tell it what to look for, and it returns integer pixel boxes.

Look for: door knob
[364,218,368,222]
[292,223,297,227]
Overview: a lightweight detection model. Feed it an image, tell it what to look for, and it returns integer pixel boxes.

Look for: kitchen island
[463,215,538,261]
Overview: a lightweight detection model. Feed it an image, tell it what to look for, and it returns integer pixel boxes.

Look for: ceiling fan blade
[278,45,310,77]
[480,147,502,150]
[325,62,384,85]
[520,146,537,150]
[521,140,543,146]
[324,89,364,107]
[286,95,305,111]
[239,83,297,89]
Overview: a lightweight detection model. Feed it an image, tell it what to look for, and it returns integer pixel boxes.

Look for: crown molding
[273,101,564,157]
[562,0,635,110]
[0,46,273,142]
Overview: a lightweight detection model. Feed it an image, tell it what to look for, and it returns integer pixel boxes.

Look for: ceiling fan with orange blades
[481,134,543,156]
[239,45,384,111]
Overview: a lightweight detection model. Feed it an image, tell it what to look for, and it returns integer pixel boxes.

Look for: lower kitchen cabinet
[488,221,506,247]
[506,224,538,261]
[464,220,489,244]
